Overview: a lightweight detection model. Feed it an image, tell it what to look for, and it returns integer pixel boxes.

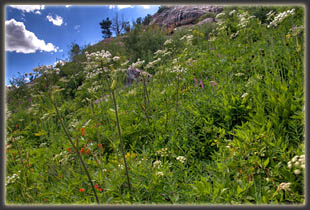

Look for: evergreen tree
[70,43,81,62]
[142,14,152,25]
[99,17,112,39]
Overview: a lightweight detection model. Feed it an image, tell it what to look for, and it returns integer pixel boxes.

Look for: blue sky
[5,5,160,85]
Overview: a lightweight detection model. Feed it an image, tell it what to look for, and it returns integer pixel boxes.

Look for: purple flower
[200,80,204,88]
[210,81,217,86]
[217,54,221,58]
[194,78,198,87]
[205,76,208,81]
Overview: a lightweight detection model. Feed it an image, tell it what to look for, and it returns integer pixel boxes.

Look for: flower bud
[111,80,117,90]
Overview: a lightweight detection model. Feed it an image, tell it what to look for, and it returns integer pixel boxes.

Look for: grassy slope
[5,6,305,204]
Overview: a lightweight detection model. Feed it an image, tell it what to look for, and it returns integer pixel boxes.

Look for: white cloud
[65,5,72,8]
[109,5,134,10]
[74,25,80,32]
[5,19,58,54]
[109,5,157,10]
[24,77,30,82]
[46,15,63,26]
[35,11,41,15]
[9,5,45,13]
[140,5,151,9]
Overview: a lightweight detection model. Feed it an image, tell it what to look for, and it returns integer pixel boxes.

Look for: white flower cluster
[14,136,22,141]
[163,39,173,46]
[154,49,167,56]
[234,72,244,77]
[33,65,59,75]
[83,51,114,79]
[266,10,276,21]
[156,171,164,177]
[176,156,186,164]
[127,88,137,96]
[145,58,161,69]
[6,170,21,186]
[215,12,225,19]
[85,67,102,79]
[180,34,193,44]
[156,148,168,157]
[172,58,179,65]
[277,182,291,191]
[288,155,305,175]
[121,60,129,66]
[162,51,172,57]
[256,74,263,80]
[230,31,239,39]
[217,22,227,32]
[137,157,148,165]
[267,8,295,28]
[112,56,120,62]
[241,92,248,98]
[131,58,145,68]
[54,60,67,67]
[171,65,186,73]
[237,11,255,28]
[153,160,162,169]
[85,50,112,62]
[53,151,72,164]
[229,10,237,16]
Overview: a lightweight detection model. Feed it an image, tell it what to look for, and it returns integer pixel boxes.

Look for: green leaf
[237,185,243,196]
[34,130,48,136]
[263,157,269,168]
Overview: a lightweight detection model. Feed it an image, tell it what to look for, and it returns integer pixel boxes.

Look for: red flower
[99,188,103,192]
[80,148,85,154]
[67,148,72,153]
[98,144,103,150]
[85,149,91,154]
[80,188,85,192]
[80,128,86,136]
[95,184,99,189]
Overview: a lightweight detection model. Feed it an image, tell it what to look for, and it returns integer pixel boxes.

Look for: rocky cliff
[149,5,223,30]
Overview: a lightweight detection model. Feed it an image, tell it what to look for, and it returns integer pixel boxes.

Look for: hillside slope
[5,6,305,205]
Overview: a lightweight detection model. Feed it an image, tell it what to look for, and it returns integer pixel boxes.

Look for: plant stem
[111,89,132,198]
[174,73,180,125]
[140,103,151,126]
[49,93,100,204]
[165,95,169,130]
[142,78,151,124]
[142,76,151,114]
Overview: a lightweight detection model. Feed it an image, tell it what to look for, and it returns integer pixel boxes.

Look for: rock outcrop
[150,5,223,29]
[125,66,152,87]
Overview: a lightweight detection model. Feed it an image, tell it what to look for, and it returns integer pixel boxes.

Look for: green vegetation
[5,6,305,205]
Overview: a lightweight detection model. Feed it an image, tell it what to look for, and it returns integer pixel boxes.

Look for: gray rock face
[150,5,223,28]
[125,66,152,87]
[197,17,215,25]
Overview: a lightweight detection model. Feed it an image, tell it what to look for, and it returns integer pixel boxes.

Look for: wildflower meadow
[5,6,305,205]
